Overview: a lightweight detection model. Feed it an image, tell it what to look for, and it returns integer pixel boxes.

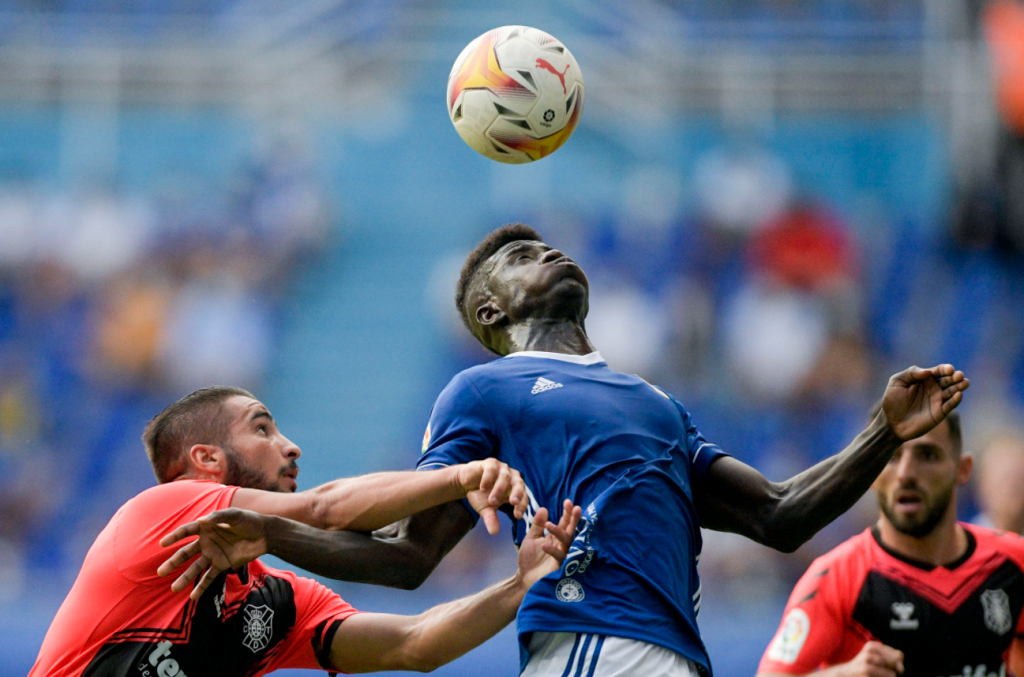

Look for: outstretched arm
[230,458,524,533]
[697,364,969,552]
[159,500,475,598]
[324,501,582,674]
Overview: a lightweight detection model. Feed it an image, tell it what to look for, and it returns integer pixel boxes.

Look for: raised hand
[881,364,969,442]
[157,508,269,601]
[459,459,527,535]
[516,499,582,590]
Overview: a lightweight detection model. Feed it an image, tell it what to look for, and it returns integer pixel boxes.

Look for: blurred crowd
[0,141,332,598]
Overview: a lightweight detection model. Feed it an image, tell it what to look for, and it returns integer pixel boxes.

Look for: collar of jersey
[504,350,606,365]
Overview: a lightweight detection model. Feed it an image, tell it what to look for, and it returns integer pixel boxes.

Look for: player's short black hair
[142,385,254,483]
[455,222,543,340]
[869,401,963,458]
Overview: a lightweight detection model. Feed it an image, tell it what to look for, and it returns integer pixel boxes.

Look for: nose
[895,451,917,483]
[282,436,301,460]
[541,248,564,264]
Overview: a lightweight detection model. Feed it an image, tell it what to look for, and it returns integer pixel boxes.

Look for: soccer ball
[446,26,584,164]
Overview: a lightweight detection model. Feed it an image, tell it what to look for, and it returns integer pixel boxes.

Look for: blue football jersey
[417,351,728,675]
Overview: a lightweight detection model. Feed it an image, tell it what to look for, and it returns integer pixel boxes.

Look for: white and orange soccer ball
[446,26,584,164]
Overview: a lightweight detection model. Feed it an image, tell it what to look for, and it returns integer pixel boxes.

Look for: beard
[878,480,956,538]
[223,445,289,492]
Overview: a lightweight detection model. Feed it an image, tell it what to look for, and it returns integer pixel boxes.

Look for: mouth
[552,255,576,266]
[893,491,924,513]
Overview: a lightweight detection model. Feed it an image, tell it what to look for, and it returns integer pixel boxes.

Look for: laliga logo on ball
[447,26,585,164]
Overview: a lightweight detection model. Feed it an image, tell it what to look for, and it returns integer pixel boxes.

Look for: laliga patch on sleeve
[766,608,810,664]
[421,423,431,453]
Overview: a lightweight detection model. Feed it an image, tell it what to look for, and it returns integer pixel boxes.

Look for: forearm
[303,467,464,531]
[264,502,472,589]
[768,411,901,549]
[264,516,434,588]
[396,575,525,672]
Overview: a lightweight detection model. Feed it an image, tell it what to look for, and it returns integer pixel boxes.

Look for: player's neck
[876,510,968,568]
[505,319,595,356]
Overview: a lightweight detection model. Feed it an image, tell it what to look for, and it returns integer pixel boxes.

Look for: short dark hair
[142,386,255,483]
[869,401,963,457]
[455,223,543,341]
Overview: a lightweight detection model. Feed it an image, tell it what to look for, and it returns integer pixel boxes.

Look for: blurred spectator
[0,136,336,588]
[723,200,871,403]
[972,430,1024,534]
[694,141,791,246]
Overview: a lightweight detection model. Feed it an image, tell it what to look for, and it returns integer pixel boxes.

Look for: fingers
[171,554,209,593]
[935,370,966,389]
[543,501,582,562]
[509,470,527,518]
[477,460,498,494]
[480,506,501,536]
[527,507,549,540]
[159,522,201,548]
[488,464,513,506]
[158,541,202,577]
[897,364,953,383]
[858,641,904,676]
[190,563,226,601]
[941,390,964,414]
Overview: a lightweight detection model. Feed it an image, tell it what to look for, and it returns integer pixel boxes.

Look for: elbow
[392,552,441,590]
[764,530,807,554]
[755,485,812,554]
[409,656,444,673]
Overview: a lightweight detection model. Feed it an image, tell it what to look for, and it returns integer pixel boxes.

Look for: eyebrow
[501,241,545,260]
[251,410,273,423]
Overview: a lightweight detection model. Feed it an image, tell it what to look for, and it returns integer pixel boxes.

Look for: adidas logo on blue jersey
[531,377,563,395]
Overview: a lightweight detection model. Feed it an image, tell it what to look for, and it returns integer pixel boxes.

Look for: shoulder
[439,360,512,394]
[124,480,235,515]
[964,522,1024,564]
[793,530,874,599]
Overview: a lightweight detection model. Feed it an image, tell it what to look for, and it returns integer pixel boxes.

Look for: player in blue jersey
[165,223,969,677]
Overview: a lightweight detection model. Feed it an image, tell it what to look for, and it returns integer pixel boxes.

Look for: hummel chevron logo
[531,377,563,395]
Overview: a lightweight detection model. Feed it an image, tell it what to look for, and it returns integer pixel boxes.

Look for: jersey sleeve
[417,372,499,470]
[263,571,360,672]
[670,397,728,491]
[758,556,851,674]
[114,480,238,584]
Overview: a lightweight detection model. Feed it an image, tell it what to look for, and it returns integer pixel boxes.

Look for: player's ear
[188,444,227,478]
[956,453,973,485]
[476,300,506,328]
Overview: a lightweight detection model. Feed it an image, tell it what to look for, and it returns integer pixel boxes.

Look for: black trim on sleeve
[313,617,346,674]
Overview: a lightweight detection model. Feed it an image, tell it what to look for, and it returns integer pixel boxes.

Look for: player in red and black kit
[31,385,580,676]
[758,410,1024,677]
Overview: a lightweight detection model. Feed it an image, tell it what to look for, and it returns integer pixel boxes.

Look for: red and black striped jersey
[759,523,1024,677]
[30,480,358,677]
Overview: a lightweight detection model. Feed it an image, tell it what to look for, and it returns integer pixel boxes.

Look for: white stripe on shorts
[521,632,701,677]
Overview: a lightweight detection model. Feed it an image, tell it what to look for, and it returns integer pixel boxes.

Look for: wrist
[508,571,531,598]
[448,465,471,499]
[869,408,903,447]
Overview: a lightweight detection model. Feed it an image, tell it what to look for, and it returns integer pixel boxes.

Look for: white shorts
[520,632,702,677]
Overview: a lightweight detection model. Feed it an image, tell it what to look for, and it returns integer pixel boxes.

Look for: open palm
[516,499,582,590]
[882,364,969,441]
[157,508,270,601]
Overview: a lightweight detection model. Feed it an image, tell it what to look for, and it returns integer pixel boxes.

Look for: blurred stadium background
[2,0,1024,674]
